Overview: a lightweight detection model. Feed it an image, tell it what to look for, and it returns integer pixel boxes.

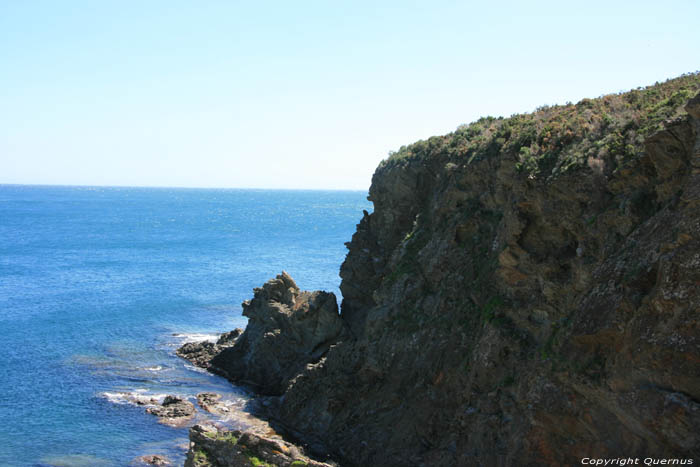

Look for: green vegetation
[382,72,700,180]
[193,449,209,466]
[203,430,238,443]
[247,455,273,467]
[290,461,309,467]
[480,296,504,323]
[218,432,239,444]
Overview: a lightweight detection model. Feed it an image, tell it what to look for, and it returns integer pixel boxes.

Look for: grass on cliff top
[382,72,700,179]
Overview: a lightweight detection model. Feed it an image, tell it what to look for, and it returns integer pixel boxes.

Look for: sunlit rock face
[209,272,345,396]
[276,85,700,465]
[185,78,700,466]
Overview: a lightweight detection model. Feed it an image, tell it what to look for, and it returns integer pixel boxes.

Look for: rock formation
[184,424,334,467]
[184,75,700,466]
[146,395,196,426]
[206,272,345,395]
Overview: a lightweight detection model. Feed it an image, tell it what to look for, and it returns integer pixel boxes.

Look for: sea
[0,184,371,467]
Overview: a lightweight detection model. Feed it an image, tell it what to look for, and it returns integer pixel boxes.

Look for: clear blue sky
[1,1,698,190]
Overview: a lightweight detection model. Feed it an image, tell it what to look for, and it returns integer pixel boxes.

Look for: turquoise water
[0,185,370,466]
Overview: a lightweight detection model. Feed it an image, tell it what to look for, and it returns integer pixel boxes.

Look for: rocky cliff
[181,272,345,396]
[186,74,700,466]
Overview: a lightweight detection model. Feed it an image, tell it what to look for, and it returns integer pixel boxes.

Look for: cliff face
[181,75,700,466]
[272,76,700,465]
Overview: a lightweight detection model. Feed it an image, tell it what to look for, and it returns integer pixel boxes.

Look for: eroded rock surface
[146,395,196,426]
[184,424,334,467]
[207,272,345,395]
[273,85,700,465]
[182,77,700,466]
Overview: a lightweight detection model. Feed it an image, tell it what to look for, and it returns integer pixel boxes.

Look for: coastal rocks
[132,455,171,466]
[207,272,345,395]
[184,424,334,467]
[146,395,196,426]
[196,392,230,415]
[177,329,243,369]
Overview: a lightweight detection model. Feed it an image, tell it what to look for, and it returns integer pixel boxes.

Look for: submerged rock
[184,424,334,467]
[208,272,345,395]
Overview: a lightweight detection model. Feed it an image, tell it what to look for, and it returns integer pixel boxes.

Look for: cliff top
[382,71,700,180]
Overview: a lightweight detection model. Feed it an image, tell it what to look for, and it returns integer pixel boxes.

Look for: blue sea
[0,185,370,467]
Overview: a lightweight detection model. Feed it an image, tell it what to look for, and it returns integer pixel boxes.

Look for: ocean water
[0,185,370,466]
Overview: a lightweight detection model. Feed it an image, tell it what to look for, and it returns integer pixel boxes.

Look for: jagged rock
[177,329,243,369]
[208,272,345,395]
[184,424,334,467]
[146,395,196,426]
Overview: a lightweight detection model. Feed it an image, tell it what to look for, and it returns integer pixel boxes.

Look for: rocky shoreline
[114,77,700,466]
[171,79,700,466]
[184,424,334,467]
[174,272,345,465]
[104,305,337,467]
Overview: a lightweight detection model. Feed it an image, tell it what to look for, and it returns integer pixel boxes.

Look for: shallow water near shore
[0,185,370,466]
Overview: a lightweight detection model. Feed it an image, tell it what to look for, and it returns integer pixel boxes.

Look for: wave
[100,390,174,407]
[171,332,219,344]
[184,363,209,374]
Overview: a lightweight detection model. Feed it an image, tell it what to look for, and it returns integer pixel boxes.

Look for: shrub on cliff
[383,71,700,180]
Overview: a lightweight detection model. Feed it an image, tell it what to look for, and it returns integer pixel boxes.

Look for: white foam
[171,332,219,344]
[100,390,172,406]
[184,363,209,374]
[101,391,130,405]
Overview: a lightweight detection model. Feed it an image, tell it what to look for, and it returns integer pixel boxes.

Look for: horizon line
[0,182,369,192]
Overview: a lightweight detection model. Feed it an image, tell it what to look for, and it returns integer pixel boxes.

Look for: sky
[1,1,698,190]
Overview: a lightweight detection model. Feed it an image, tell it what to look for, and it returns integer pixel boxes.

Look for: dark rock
[209,272,345,395]
[177,329,242,369]
[273,86,700,465]
[186,81,700,465]
[146,395,195,426]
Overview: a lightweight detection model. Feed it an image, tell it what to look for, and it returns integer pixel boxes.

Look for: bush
[381,72,700,180]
